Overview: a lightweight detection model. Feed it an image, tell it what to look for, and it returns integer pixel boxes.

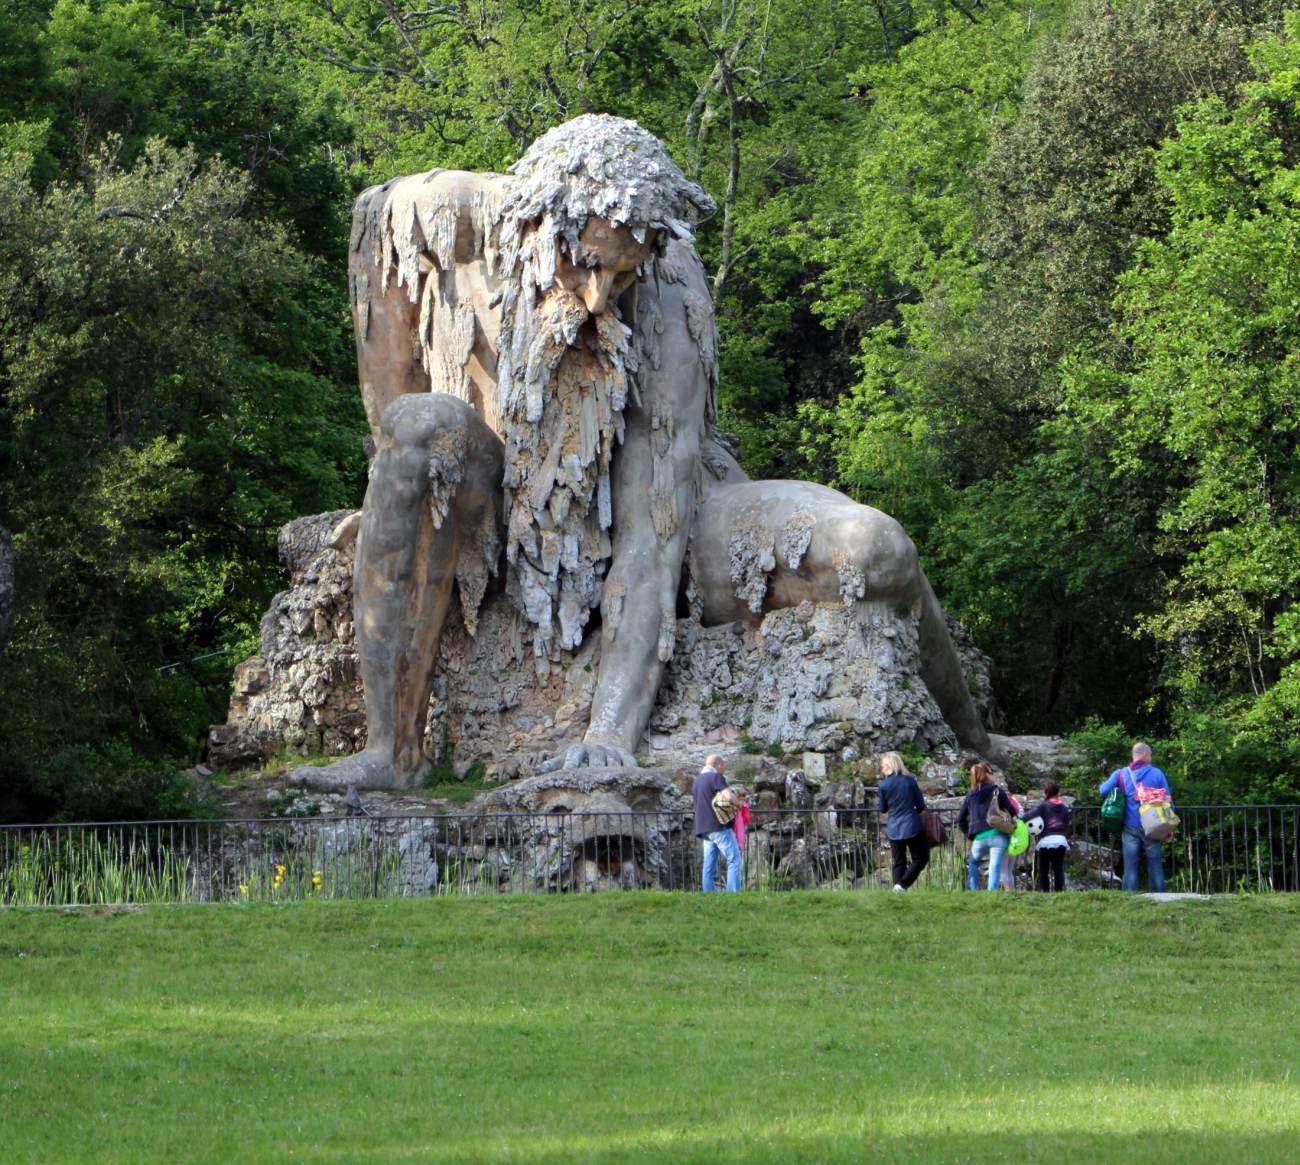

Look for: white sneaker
[892,883,905,893]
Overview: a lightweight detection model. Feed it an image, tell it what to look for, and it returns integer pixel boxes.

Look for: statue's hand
[538,742,640,772]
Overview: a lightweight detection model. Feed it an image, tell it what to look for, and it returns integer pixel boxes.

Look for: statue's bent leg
[292,394,503,791]
[692,481,992,756]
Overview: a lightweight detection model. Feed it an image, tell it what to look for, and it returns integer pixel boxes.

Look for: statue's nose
[582,269,618,314]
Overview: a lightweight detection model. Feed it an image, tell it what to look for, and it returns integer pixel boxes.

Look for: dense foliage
[0,1,366,819]
[3,0,1300,817]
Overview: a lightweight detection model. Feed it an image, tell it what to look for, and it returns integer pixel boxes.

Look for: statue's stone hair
[497,114,716,266]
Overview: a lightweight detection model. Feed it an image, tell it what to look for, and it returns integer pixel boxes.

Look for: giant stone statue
[293,114,991,790]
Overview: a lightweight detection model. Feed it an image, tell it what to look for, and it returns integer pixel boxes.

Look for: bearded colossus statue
[293,115,992,791]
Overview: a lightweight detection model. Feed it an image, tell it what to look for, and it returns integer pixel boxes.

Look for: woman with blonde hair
[877,751,930,892]
[957,762,1017,891]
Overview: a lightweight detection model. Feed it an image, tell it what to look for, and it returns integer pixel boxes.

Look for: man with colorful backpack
[1099,742,1176,892]
[693,753,743,893]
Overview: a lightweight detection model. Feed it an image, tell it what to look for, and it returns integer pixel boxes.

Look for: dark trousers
[1035,847,1066,892]
[889,832,930,889]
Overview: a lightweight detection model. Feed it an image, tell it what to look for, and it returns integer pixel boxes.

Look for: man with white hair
[293,114,993,792]
[692,753,742,892]
[1099,742,1175,891]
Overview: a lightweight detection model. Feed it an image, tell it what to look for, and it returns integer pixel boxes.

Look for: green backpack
[1100,768,1131,836]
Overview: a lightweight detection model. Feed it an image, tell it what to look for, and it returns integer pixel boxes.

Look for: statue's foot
[288,748,404,792]
[538,742,639,772]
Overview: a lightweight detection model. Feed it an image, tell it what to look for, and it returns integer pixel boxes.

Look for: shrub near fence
[2,805,1298,906]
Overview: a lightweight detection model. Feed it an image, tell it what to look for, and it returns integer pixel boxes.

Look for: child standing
[1000,788,1024,891]
[1021,780,1072,892]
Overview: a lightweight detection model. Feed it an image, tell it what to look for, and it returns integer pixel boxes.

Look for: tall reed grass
[2,830,194,906]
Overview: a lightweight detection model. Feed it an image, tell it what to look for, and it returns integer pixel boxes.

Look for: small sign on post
[802,752,827,782]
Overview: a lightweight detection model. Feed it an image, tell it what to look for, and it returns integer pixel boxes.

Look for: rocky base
[210,512,1002,780]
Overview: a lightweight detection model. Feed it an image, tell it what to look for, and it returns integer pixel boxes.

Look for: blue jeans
[967,834,1009,891]
[1121,826,1166,892]
[702,828,743,893]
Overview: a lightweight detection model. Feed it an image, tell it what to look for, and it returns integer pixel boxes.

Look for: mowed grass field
[2,893,1298,1164]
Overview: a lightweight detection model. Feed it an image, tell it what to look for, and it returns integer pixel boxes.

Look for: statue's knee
[843,509,918,597]
[369,396,470,512]
[884,519,918,577]
[379,392,475,449]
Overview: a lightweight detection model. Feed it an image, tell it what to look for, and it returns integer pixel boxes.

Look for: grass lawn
[1,892,1298,1163]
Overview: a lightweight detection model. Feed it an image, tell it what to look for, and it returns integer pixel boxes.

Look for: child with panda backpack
[1020,780,1073,892]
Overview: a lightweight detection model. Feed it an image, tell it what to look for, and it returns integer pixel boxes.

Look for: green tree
[0,1,368,819]
[0,140,363,819]
[806,0,1050,524]
[1066,12,1300,731]
[810,0,1282,731]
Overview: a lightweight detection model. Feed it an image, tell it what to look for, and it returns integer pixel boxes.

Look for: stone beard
[497,275,635,660]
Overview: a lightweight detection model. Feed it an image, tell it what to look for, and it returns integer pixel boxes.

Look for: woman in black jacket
[957,762,1016,891]
[877,751,929,892]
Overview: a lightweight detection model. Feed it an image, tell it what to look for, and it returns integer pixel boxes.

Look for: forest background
[4,0,1300,822]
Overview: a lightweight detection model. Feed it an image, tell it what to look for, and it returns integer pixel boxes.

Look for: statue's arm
[578,263,714,764]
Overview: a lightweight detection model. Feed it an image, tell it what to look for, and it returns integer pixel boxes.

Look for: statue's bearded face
[552,217,656,317]
[499,213,660,659]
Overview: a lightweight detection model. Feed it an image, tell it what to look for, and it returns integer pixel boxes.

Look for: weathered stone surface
[990,734,1083,774]
[784,771,813,811]
[291,114,1000,793]
[647,600,959,758]
[208,512,364,768]
[945,613,1002,735]
[474,767,689,815]
[443,769,694,892]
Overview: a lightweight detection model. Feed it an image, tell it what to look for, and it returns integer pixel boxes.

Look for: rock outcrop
[208,512,362,765]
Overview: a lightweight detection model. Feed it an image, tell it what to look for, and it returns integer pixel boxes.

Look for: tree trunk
[0,524,13,654]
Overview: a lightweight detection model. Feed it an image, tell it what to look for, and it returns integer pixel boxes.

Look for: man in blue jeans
[693,753,742,892]
[1099,742,1175,892]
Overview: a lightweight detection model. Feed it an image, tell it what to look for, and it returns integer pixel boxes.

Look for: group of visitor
[692,741,1175,894]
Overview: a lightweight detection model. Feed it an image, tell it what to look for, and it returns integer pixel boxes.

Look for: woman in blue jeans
[957,762,1016,891]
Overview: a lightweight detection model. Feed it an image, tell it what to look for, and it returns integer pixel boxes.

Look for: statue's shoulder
[350,170,513,268]
[353,168,510,215]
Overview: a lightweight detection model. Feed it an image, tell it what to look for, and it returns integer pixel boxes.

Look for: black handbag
[921,810,948,848]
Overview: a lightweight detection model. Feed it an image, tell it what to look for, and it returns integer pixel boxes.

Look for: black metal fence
[2,804,1298,906]
[1069,804,1300,893]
